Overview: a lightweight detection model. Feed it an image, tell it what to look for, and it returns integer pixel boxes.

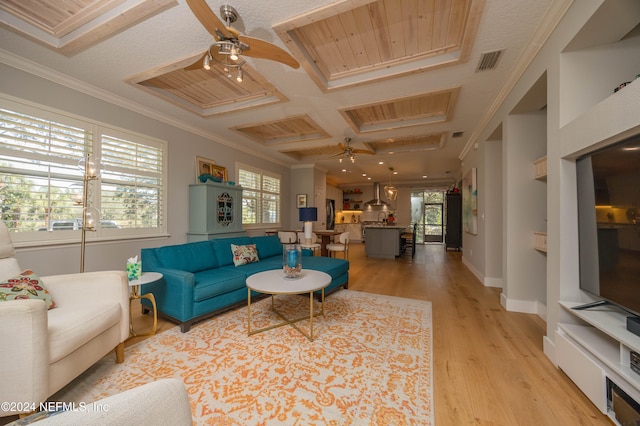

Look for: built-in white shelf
[557,300,640,418]
[533,156,547,180]
[534,231,547,252]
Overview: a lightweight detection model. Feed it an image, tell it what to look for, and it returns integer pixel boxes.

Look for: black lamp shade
[299,207,317,222]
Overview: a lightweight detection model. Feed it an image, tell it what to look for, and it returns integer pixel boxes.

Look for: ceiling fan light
[230,46,239,61]
[203,54,211,71]
[236,69,243,82]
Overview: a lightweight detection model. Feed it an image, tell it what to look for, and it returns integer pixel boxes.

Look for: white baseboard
[484,276,503,288]
[461,256,503,288]
[543,335,556,365]
[461,255,483,283]
[500,292,547,320]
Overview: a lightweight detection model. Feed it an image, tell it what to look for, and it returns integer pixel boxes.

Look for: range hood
[365,182,390,206]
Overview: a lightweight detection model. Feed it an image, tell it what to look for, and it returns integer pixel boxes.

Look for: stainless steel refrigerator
[326,199,335,230]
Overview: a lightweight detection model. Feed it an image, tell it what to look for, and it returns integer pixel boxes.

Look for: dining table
[265,229,341,257]
[314,230,341,257]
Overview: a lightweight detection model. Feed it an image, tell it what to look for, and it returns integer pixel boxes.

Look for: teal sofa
[140,235,349,332]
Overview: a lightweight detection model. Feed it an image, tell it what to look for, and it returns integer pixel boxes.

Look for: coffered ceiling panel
[232,115,330,145]
[275,0,484,91]
[279,144,347,161]
[340,87,460,133]
[364,133,447,153]
[127,60,288,117]
[0,0,176,56]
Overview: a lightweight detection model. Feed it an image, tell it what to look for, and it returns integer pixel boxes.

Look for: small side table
[128,272,163,337]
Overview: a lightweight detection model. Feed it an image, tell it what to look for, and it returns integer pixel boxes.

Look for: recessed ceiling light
[341,169,347,172]
[422,175,428,178]
[393,171,398,175]
[362,173,367,176]
[367,177,371,180]
[378,161,384,165]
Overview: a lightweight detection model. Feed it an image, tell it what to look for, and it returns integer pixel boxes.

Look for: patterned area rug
[53,290,433,425]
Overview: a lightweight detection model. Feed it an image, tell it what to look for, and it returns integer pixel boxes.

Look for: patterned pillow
[231,244,260,267]
[0,269,56,309]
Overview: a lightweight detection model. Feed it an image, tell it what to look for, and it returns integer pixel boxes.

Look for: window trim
[0,93,168,246]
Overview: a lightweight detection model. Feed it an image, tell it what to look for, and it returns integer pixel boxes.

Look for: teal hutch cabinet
[188,182,245,241]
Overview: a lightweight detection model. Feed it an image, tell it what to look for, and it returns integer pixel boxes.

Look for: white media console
[556,301,640,423]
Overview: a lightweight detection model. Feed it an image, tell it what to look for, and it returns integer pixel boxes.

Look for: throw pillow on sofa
[231,244,260,267]
[0,269,56,309]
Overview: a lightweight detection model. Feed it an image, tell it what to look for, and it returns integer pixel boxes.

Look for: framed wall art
[296,194,307,208]
[195,156,227,183]
[462,167,478,235]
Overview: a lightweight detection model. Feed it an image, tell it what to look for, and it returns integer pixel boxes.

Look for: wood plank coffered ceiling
[281,133,447,160]
[279,144,348,161]
[0,0,176,56]
[340,87,460,133]
[126,59,288,117]
[275,0,484,91]
[231,115,329,145]
[364,133,447,153]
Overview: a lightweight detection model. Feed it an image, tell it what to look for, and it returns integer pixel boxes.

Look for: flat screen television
[576,135,640,337]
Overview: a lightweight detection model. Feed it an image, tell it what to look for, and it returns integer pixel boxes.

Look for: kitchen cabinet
[335,223,361,242]
[364,226,403,258]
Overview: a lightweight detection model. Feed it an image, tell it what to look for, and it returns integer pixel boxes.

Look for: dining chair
[278,231,297,244]
[326,232,349,259]
[401,223,417,258]
[298,231,321,255]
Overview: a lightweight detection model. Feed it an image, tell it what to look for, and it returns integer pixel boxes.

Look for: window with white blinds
[238,164,280,227]
[0,97,167,243]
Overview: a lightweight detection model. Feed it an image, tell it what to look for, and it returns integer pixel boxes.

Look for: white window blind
[100,132,164,230]
[238,165,280,227]
[0,98,167,243]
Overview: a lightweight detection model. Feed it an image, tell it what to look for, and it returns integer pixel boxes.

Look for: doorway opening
[410,191,446,244]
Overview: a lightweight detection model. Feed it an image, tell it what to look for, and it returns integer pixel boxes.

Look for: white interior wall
[0,63,291,275]
[460,144,485,283]
[502,111,547,310]
[484,139,503,287]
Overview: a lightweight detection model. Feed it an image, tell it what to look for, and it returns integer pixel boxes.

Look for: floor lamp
[299,207,318,245]
[79,154,102,272]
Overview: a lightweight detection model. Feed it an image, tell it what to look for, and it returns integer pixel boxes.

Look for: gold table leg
[128,284,157,338]
[247,288,325,342]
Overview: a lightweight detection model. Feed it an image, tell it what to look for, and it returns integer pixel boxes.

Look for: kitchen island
[364,225,406,259]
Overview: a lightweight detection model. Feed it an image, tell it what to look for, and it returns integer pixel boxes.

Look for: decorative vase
[283,244,302,279]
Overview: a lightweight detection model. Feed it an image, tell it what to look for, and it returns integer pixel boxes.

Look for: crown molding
[0,48,289,167]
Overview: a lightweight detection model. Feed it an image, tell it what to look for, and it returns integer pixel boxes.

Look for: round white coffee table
[246,269,331,341]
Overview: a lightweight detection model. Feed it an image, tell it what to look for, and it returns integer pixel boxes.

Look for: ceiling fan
[331,138,374,163]
[185,0,299,82]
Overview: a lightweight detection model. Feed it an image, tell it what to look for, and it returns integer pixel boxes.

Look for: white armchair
[0,222,130,417]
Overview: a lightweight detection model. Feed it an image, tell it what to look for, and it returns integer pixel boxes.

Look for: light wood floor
[130,242,609,425]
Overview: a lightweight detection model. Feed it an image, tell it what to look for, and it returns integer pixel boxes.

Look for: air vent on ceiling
[452,131,464,138]
[476,49,504,72]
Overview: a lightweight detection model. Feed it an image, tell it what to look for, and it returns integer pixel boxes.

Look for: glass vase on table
[283,244,302,279]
